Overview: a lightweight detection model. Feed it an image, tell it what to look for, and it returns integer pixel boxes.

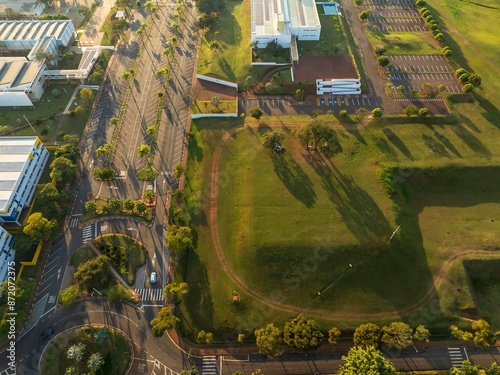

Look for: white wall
[252,34,291,48]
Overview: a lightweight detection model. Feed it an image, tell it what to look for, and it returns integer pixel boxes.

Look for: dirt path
[208,132,500,320]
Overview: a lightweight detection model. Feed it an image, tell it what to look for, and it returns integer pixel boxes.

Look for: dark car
[40,327,54,340]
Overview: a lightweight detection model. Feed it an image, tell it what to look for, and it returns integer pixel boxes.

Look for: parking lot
[361,0,416,9]
[387,54,460,93]
[368,11,424,32]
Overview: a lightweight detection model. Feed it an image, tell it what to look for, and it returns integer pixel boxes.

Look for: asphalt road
[0,3,200,374]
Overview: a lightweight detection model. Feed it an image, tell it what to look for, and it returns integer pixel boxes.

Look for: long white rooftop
[0,20,72,44]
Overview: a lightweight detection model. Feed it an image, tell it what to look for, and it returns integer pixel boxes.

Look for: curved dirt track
[208,130,500,321]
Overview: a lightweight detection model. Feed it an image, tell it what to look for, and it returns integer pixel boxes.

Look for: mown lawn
[178,109,500,338]
[197,0,269,83]
[366,31,441,54]
[298,15,350,56]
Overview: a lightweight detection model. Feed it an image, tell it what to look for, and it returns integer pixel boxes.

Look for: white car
[150,272,157,284]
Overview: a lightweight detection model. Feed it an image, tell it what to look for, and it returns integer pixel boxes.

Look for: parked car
[40,327,54,340]
[150,272,157,284]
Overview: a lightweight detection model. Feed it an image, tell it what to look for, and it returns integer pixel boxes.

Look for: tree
[418,108,429,118]
[136,201,147,214]
[449,361,479,375]
[420,82,439,98]
[109,117,118,127]
[260,130,285,148]
[84,201,98,214]
[469,74,481,87]
[94,328,107,344]
[250,106,264,119]
[295,120,341,158]
[283,316,323,352]
[209,41,220,51]
[413,325,430,343]
[55,143,80,163]
[486,363,500,375]
[164,282,189,300]
[402,105,417,117]
[339,109,348,118]
[377,56,390,67]
[371,108,383,119]
[255,323,284,359]
[65,367,77,375]
[50,156,76,184]
[80,88,95,109]
[77,5,90,15]
[59,284,80,306]
[197,330,214,344]
[23,212,57,242]
[358,11,369,21]
[180,367,198,375]
[150,307,179,337]
[166,225,193,255]
[451,325,474,341]
[381,322,414,350]
[174,163,184,179]
[74,255,111,290]
[123,199,135,212]
[87,352,104,373]
[146,125,158,144]
[109,197,122,212]
[354,323,381,348]
[328,327,341,345]
[462,83,474,93]
[34,49,55,62]
[37,183,60,203]
[138,144,152,164]
[95,143,113,161]
[339,346,396,375]
[67,343,86,362]
[471,320,496,348]
[211,96,220,108]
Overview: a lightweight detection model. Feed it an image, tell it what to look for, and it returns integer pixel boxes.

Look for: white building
[0,226,14,285]
[0,0,45,18]
[251,0,321,48]
[0,136,49,226]
[316,78,361,95]
[0,20,75,52]
[0,57,46,106]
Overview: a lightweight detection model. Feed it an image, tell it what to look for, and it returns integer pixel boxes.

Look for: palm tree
[95,143,113,165]
[87,353,104,373]
[109,117,118,127]
[67,343,86,362]
[137,144,152,165]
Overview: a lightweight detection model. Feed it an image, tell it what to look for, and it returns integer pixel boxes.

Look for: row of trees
[255,318,498,360]
[84,197,148,216]
[15,138,79,253]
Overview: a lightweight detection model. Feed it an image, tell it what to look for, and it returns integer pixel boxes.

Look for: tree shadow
[271,152,316,208]
[305,153,392,242]
[451,123,491,157]
[383,128,414,160]
[422,134,450,157]
[374,136,396,157]
[475,94,500,128]
[432,130,462,158]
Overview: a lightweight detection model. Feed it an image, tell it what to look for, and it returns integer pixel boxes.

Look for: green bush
[59,284,80,306]
[94,167,116,180]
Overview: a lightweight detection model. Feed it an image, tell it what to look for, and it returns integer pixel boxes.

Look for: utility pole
[23,114,36,133]
[389,224,402,242]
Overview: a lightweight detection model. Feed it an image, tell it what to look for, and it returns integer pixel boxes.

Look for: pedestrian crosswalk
[202,356,217,375]
[69,215,80,227]
[135,288,164,302]
[20,293,48,337]
[448,347,466,369]
[82,224,93,244]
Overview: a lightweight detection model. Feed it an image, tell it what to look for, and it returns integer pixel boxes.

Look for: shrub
[420,10,430,17]
[415,0,425,7]
[434,33,444,41]
[377,56,390,67]
[40,128,49,136]
[443,49,452,57]
[339,110,348,118]
[455,68,468,78]
[375,45,386,56]
[358,11,369,21]
[419,108,429,118]
[462,83,474,93]
[458,73,470,84]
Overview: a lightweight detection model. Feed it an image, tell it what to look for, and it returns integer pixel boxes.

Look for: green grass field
[366,31,441,54]
[198,0,268,82]
[298,15,349,56]
[178,108,500,338]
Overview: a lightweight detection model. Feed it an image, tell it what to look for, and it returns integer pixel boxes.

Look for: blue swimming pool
[323,3,339,15]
